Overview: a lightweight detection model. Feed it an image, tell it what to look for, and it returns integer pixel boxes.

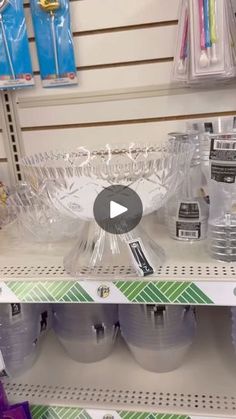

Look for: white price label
[179,230,199,238]
[214,140,236,150]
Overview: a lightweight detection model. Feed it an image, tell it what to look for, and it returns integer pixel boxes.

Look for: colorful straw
[198,0,209,67]
[178,8,189,73]
[209,0,218,63]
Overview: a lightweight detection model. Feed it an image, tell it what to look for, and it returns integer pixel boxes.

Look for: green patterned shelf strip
[6,280,213,304]
[31,406,92,419]
[30,406,191,419]
[116,281,213,304]
[7,281,93,302]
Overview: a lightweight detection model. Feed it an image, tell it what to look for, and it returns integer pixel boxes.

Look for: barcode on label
[214,140,236,150]
[179,230,198,238]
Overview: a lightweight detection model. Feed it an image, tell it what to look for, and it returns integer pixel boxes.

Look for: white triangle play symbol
[110,201,128,219]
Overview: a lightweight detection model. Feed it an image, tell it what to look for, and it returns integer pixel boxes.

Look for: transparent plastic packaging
[21,141,194,278]
[189,0,235,82]
[231,307,236,349]
[0,304,40,377]
[187,116,236,189]
[207,133,236,261]
[173,0,236,85]
[0,0,34,89]
[53,304,119,363]
[226,0,236,71]
[172,0,189,82]
[165,132,209,241]
[119,305,196,373]
[30,0,77,87]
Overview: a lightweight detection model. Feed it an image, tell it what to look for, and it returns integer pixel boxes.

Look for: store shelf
[1,219,236,304]
[3,307,236,419]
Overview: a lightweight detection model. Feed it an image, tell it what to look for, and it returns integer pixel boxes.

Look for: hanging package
[30,0,78,87]
[189,0,235,83]
[173,0,236,86]
[0,0,34,89]
[172,0,190,83]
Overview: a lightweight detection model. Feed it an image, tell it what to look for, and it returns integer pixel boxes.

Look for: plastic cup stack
[0,304,41,377]
[119,304,196,372]
[208,216,236,262]
[53,304,119,363]
[231,307,236,350]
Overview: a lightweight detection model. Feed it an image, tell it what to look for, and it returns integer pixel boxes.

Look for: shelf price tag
[80,281,129,303]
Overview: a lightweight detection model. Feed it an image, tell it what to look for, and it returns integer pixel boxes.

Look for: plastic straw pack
[173,0,236,85]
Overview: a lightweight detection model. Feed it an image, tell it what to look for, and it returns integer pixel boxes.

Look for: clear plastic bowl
[53,304,119,362]
[127,341,192,372]
[119,305,196,348]
[8,184,80,243]
[57,332,117,363]
[53,304,118,334]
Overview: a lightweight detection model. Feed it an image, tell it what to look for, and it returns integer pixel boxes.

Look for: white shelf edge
[1,223,236,304]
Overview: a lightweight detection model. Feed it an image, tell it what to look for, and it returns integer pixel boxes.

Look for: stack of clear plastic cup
[165,132,209,242]
[53,304,119,363]
[187,117,236,186]
[208,216,236,262]
[119,305,196,372]
[207,133,236,262]
[231,307,236,349]
[0,304,40,377]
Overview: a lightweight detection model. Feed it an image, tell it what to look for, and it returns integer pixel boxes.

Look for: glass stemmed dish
[21,140,194,278]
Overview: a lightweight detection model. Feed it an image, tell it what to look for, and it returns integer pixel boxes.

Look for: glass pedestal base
[64,220,165,279]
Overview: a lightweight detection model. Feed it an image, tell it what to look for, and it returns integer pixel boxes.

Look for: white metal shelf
[3,307,236,419]
[1,220,236,304]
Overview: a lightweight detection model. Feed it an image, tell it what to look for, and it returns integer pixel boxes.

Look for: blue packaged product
[30,0,78,87]
[0,0,34,89]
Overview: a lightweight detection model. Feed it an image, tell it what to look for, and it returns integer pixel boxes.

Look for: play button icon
[93,185,143,234]
[110,201,128,219]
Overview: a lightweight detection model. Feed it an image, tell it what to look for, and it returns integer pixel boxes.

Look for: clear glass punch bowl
[21,139,194,279]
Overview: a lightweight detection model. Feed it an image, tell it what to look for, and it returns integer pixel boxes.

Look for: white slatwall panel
[29,26,176,71]
[18,62,173,102]
[9,0,236,166]
[19,90,236,127]
[25,0,178,35]
[21,120,194,154]
[17,0,178,104]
